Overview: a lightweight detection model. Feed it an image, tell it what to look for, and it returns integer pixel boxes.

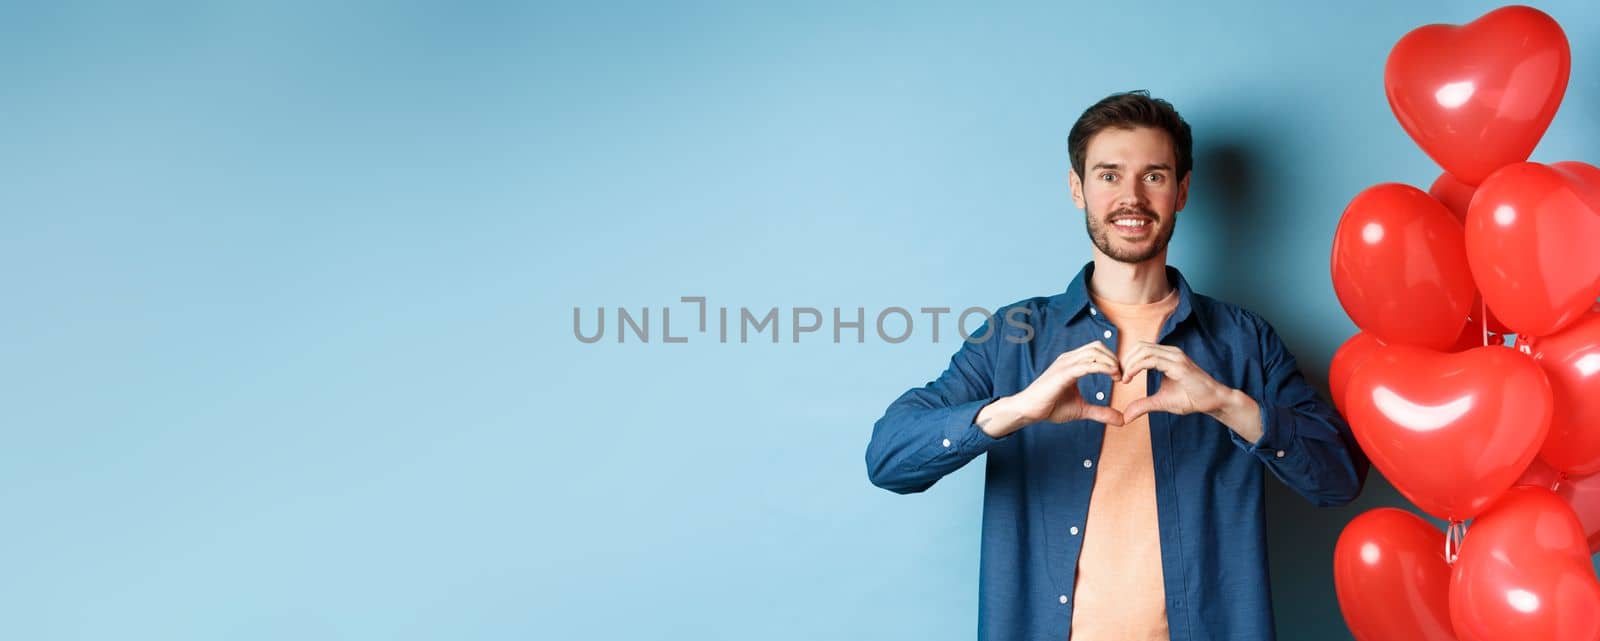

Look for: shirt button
[1070,526,1080,535]
[1103,330,1113,339]
[1090,308,1098,316]
[1059,594,1069,604]
[1095,391,1105,401]
[1083,459,1093,469]
[942,438,952,448]
[1276,450,1286,458]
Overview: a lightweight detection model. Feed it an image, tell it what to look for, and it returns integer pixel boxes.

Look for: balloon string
[1445,520,1466,565]
[1480,300,1488,348]
[1553,472,1567,493]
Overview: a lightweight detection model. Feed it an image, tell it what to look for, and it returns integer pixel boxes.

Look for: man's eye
[1099,173,1116,182]
[1145,174,1164,183]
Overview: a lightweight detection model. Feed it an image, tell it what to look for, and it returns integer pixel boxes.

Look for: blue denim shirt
[865,262,1368,641]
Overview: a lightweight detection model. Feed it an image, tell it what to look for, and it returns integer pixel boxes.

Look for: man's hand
[1119,341,1263,442]
[976,342,1127,438]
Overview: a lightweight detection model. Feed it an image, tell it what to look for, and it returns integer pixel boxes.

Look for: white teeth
[1113,219,1148,228]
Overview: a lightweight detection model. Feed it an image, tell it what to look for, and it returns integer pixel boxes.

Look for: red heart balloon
[1464,298,1513,338]
[1517,459,1600,553]
[1429,172,1476,224]
[1554,471,1600,554]
[1385,6,1570,186]
[1330,332,1384,415]
[1346,345,1551,520]
[1449,487,1600,641]
[1552,160,1600,195]
[1329,327,1495,420]
[1531,305,1600,475]
[1517,456,1564,490]
[1331,183,1477,350]
[1335,508,1458,641]
[1426,172,1519,336]
[1466,162,1600,337]
[1445,318,1498,353]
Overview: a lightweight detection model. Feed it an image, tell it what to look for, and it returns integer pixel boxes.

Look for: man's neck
[1087,251,1173,305]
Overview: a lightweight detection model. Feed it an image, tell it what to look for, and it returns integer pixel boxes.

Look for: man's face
[1069,126,1189,265]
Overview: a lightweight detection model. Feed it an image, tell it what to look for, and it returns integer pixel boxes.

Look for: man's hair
[1067,90,1193,181]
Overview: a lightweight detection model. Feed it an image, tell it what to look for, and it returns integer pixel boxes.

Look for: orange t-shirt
[1069,286,1180,641]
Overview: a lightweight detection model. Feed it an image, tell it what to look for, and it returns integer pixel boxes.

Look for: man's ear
[1069,170,1085,209]
[1175,172,1190,212]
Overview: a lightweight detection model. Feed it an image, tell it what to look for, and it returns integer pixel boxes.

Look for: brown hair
[1068,90,1192,181]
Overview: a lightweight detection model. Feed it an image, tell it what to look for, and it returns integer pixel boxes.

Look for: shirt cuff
[1230,397,1295,464]
[916,397,1005,468]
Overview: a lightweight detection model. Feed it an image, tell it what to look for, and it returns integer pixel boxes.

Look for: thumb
[1083,404,1126,427]
[1123,396,1161,424]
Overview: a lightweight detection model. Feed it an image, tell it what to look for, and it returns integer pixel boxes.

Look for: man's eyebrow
[1089,162,1173,172]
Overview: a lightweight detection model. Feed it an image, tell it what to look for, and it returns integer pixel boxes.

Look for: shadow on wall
[1185,136,1416,641]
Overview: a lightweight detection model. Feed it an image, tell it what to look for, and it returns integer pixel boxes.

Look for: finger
[1122,393,1167,424]
[1125,390,1185,423]
[1123,350,1187,384]
[1041,361,1090,390]
[1117,343,1148,383]
[1054,349,1120,379]
[1045,352,1085,380]
[1120,351,1167,384]
[1066,359,1120,384]
[1066,342,1120,375]
[1123,341,1166,368]
[1054,346,1106,369]
[1150,343,1187,358]
[1080,347,1122,379]
[1151,344,1199,370]
[1077,348,1118,368]
[1083,340,1120,363]
[1125,343,1185,363]
[1122,397,1150,424]
[1083,404,1125,427]
[1126,340,1158,356]
[1145,350,1189,380]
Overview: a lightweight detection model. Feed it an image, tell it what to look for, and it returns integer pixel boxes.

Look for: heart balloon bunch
[1327,6,1600,641]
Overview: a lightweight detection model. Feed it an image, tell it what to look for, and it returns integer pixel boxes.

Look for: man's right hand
[975,341,1126,438]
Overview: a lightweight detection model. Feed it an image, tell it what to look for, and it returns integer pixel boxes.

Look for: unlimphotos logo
[573,296,1038,344]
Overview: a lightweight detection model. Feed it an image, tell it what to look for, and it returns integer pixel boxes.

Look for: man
[864,91,1368,641]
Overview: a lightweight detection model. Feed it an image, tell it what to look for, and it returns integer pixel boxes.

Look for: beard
[1085,205,1177,264]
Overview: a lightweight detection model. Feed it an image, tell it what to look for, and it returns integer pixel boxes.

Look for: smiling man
[864,91,1368,641]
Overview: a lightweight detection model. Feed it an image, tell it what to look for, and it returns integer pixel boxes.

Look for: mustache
[1105,206,1158,221]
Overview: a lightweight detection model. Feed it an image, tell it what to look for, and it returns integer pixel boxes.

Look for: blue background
[4,1,1599,639]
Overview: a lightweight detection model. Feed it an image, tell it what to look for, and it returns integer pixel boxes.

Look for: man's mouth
[1108,214,1156,236]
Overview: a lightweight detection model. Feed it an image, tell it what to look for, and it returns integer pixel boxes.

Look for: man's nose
[1115,180,1150,209]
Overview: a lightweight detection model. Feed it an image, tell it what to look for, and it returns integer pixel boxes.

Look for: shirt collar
[1051,261,1196,329]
